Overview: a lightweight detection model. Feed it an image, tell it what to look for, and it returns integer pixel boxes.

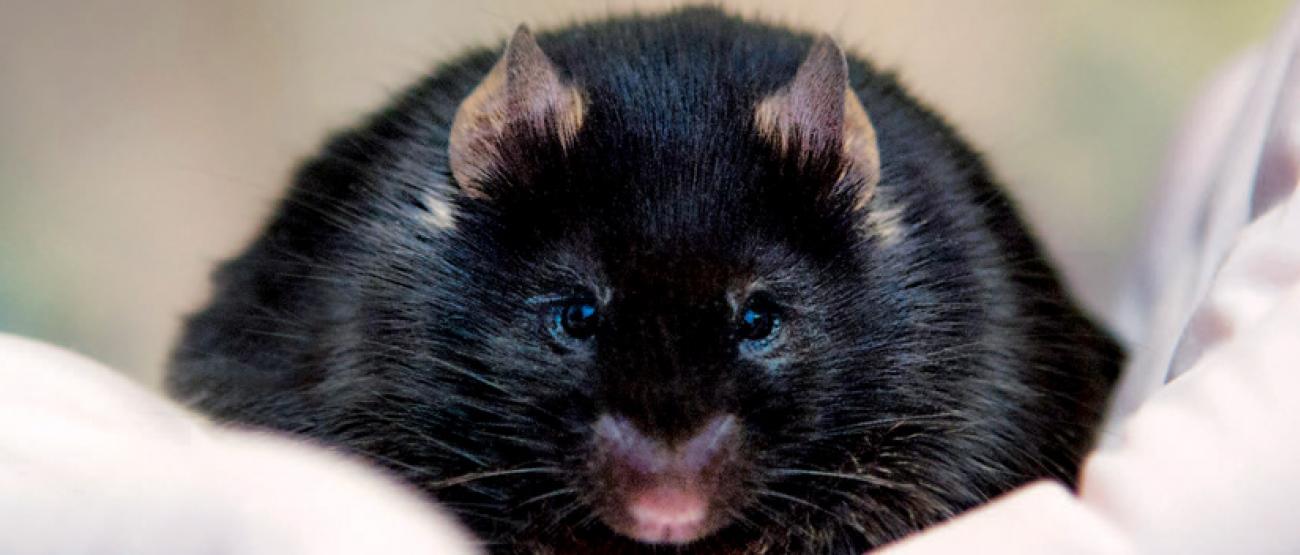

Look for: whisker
[519,487,579,507]
[768,468,886,487]
[348,404,488,467]
[756,488,844,523]
[427,466,565,489]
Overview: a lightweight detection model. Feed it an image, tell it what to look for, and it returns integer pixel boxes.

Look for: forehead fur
[474,19,859,260]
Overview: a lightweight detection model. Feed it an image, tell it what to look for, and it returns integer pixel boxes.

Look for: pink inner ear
[784,37,849,149]
[755,36,849,157]
[447,25,585,195]
[754,36,881,208]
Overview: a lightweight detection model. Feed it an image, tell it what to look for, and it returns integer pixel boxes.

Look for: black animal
[169,7,1121,554]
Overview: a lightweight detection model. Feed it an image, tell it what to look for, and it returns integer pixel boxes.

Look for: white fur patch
[421,193,457,230]
[865,199,906,248]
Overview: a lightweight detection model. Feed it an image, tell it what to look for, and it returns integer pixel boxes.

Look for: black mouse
[168,7,1121,553]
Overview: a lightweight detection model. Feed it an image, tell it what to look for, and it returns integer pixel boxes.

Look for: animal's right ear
[448,25,585,197]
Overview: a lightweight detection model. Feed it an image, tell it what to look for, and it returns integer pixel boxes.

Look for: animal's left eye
[737,296,782,350]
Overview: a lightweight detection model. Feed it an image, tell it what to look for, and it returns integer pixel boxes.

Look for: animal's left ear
[449,25,585,196]
[755,36,880,210]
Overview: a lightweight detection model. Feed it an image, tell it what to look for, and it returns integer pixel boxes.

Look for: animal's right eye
[549,300,599,342]
[736,294,784,354]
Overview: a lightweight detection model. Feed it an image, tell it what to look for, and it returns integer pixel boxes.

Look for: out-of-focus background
[0,1,1289,387]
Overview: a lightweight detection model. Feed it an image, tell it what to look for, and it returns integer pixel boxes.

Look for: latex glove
[0,334,480,555]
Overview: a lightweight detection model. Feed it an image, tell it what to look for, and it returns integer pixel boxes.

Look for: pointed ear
[449,25,585,196]
[755,36,881,210]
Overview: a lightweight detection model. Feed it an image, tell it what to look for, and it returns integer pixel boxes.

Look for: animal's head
[337,23,1097,552]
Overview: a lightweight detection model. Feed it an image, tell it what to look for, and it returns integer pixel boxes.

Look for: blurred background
[0,1,1290,387]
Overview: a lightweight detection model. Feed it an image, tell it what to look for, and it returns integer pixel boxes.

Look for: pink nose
[593,414,739,544]
[627,485,710,544]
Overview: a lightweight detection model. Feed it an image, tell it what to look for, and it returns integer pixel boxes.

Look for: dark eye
[550,300,599,342]
[737,297,782,351]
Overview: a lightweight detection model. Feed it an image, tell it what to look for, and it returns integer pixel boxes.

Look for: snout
[591,413,743,545]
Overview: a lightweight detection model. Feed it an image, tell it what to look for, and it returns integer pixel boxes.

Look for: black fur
[168,7,1121,554]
